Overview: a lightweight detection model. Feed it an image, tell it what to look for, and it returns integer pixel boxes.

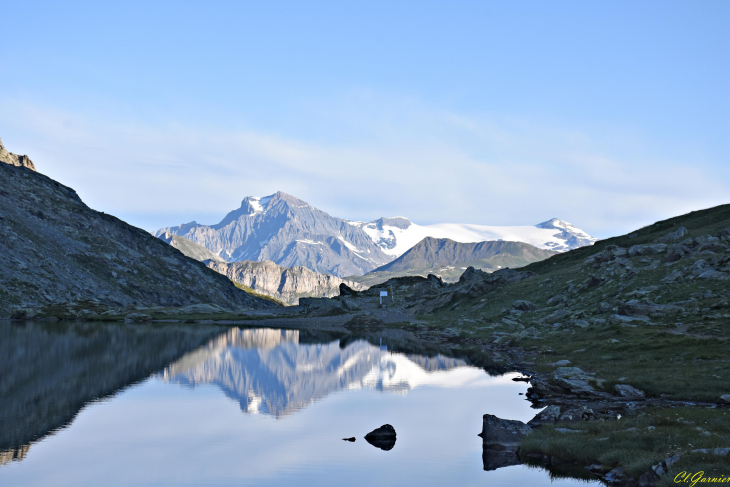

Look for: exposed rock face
[0,152,274,317]
[206,260,365,306]
[158,233,225,263]
[0,138,35,171]
[155,192,393,277]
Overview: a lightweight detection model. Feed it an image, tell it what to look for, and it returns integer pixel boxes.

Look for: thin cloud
[1,96,727,238]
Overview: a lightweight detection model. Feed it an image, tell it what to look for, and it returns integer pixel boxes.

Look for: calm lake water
[0,322,600,486]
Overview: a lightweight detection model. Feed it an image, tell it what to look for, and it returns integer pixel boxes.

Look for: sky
[1,1,728,238]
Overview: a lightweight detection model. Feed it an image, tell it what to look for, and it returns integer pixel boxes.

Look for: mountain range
[350,216,596,256]
[156,192,596,277]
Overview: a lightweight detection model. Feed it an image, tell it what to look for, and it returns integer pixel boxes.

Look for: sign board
[380,291,388,297]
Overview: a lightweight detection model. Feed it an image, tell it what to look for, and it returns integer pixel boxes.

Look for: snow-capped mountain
[350,216,596,257]
[155,191,596,277]
[154,192,392,277]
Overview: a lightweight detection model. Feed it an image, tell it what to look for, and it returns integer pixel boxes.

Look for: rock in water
[479,414,532,471]
[482,445,522,471]
[479,414,532,448]
[342,437,356,442]
[364,424,397,451]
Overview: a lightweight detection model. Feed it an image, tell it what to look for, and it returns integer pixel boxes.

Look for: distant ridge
[351,237,557,286]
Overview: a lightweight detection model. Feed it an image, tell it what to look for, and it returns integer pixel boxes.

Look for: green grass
[522,407,730,479]
[232,281,285,306]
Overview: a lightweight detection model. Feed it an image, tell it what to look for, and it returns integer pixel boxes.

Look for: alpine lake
[0,320,601,486]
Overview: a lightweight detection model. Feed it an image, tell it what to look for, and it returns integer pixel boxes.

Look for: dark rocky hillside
[0,150,274,318]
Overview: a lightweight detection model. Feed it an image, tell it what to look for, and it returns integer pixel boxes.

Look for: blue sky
[1,1,728,238]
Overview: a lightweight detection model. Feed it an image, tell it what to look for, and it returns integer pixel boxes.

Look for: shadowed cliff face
[0,321,224,457]
[207,260,366,305]
[159,328,481,418]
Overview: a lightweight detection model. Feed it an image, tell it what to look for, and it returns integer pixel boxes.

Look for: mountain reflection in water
[0,322,601,487]
[159,328,482,417]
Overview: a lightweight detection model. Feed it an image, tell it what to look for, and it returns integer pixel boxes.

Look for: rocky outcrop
[364,424,397,451]
[0,138,35,171]
[207,260,365,305]
[479,414,532,470]
[0,145,274,318]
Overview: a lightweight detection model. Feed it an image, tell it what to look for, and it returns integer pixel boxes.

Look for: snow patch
[352,218,597,257]
[295,239,323,245]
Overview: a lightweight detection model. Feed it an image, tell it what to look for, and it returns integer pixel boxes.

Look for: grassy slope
[417,203,730,479]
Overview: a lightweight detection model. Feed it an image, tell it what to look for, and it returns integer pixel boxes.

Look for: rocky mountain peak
[374,217,412,230]
[0,138,36,172]
[233,192,310,219]
[536,218,573,231]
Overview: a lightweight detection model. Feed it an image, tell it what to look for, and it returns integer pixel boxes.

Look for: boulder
[527,405,561,426]
[339,283,358,296]
[719,395,730,404]
[697,270,729,281]
[628,243,667,257]
[552,367,602,395]
[10,308,37,320]
[543,309,570,324]
[125,313,150,324]
[559,406,595,422]
[479,414,532,448]
[665,244,691,263]
[615,384,645,398]
[304,299,347,317]
[547,294,567,306]
[364,424,397,451]
[584,245,627,266]
[657,226,688,243]
[512,300,536,312]
[585,275,605,288]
